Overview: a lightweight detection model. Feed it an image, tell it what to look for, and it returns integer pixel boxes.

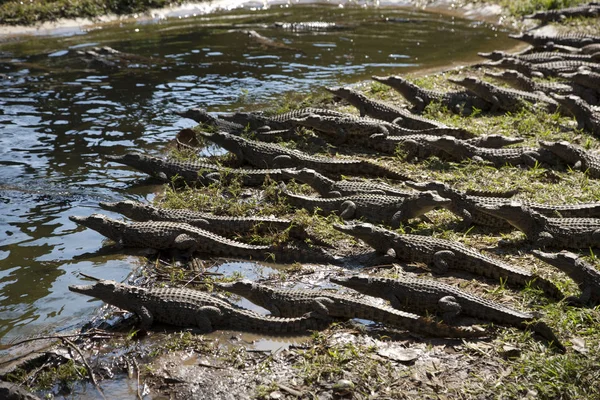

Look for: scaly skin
[215,280,486,338]
[539,140,600,178]
[107,152,287,187]
[69,279,328,333]
[533,250,600,305]
[406,179,600,222]
[486,57,600,78]
[510,32,600,48]
[330,274,564,351]
[485,70,574,94]
[560,70,600,92]
[69,214,338,264]
[278,183,450,227]
[372,75,492,114]
[550,94,600,136]
[220,108,348,131]
[281,168,414,197]
[332,222,562,299]
[448,76,558,113]
[176,108,245,133]
[99,200,310,240]
[198,130,410,181]
[475,202,600,249]
[479,50,599,63]
[325,86,447,129]
[524,4,600,22]
[426,136,555,168]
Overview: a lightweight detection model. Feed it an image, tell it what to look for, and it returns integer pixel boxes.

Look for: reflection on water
[0,4,514,343]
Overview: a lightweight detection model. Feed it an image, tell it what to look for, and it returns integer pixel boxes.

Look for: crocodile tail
[363,161,411,181]
[431,321,488,339]
[530,321,565,353]
[530,277,564,300]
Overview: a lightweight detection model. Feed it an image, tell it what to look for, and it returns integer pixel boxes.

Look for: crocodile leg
[311,297,336,316]
[272,155,294,168]
[133,305,154,331]
[339,201,358,219]
[432,250,456,274]
[194,306,222,332]
[438,296,462,322]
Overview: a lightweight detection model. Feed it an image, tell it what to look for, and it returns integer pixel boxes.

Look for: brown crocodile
[69,277,328,333]
[539,140,600,178]
[550,93,600,135]
[330,274,564,351]
[215,280,486,338]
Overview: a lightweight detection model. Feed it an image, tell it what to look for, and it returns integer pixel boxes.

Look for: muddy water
[0,3,514,344]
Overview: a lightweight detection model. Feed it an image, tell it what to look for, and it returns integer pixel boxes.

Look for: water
[0,3,515,343]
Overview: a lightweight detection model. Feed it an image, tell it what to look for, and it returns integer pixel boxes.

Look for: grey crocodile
[479,50,599,63]
[539,140,600,178]
[290,113,474,144]
[525,3,600,22]
[215,280,485,338]
[220,107,347,132]
[197,130,410,181]
[281,168,414,197]
[277,183,450,228]
[69,278,328,333]
[107,152,287,187]
[99,200,310,240]
[485,70,574,95]
[272,21,350,31]
[448,76,558,113]
[69,214,337,264]
[560,70,600,92]
[372,75,492,114]
[532,250,600,305]
[407,179,600,221]
[325,86,447,129]
[486,57,600,78]
[330,274,564,351]
[550,93,600,135]
[475,201,600,249]
[426,136,556,168]
[510,32,600,48]
[176,108,245,133]
[333,222,562,298]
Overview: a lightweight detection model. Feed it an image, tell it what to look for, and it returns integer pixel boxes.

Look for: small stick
[277,383,303,397]
[61,337,105,400]
[132,357,143,400]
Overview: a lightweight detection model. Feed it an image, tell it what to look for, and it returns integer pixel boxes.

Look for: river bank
[1,1,600,399]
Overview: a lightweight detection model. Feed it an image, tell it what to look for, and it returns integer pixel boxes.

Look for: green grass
[0,0,184,25]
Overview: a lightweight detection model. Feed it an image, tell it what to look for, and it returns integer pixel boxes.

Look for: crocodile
[485,70,574,95]
[277,183,450,228]
[69,214,338,264]
[479,50,599,63]
[524,3,600,22]
[475,201,600,249]
[330,274,564,351]
[539,140,600,178]
[281,168,414,197]
[532,250,600,305]
[325,86,447,129]
[550,93,600,135]
[509,32,600,48]
[215,280,486,338]
[333,222,562,299]
[486,57,600,78]
[272,21,351,31]
[106,152,288,187]
[197,130,410,181]
[69,278,328,333]
[372,75,492,114]
[448,76,559,113]
[407,179,600,220]
[426,136,556,168]
[175,108,245,133]
[290,113,475,143]
[559,70,600,92]
[220,108,347,132]
[99,200,310,240]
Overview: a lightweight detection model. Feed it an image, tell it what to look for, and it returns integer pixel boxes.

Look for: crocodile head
[281,168,329,185]
[99,200,155,221]
[473,201,540,233]
[484,69,526,82]
[538,140,583,165]
[105,152,170,179]
[428,136,459,149]
[477,50,505,61]
[330,274,377,295]
[214,279,258,296]
[175,107,215,124]
[324,86,353,99]
[69,278,143,311]
[532,249,579,267]
[404,191,452,217]
[69,214,127,243]
[333,222,398,253]
[447,76,480,89]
